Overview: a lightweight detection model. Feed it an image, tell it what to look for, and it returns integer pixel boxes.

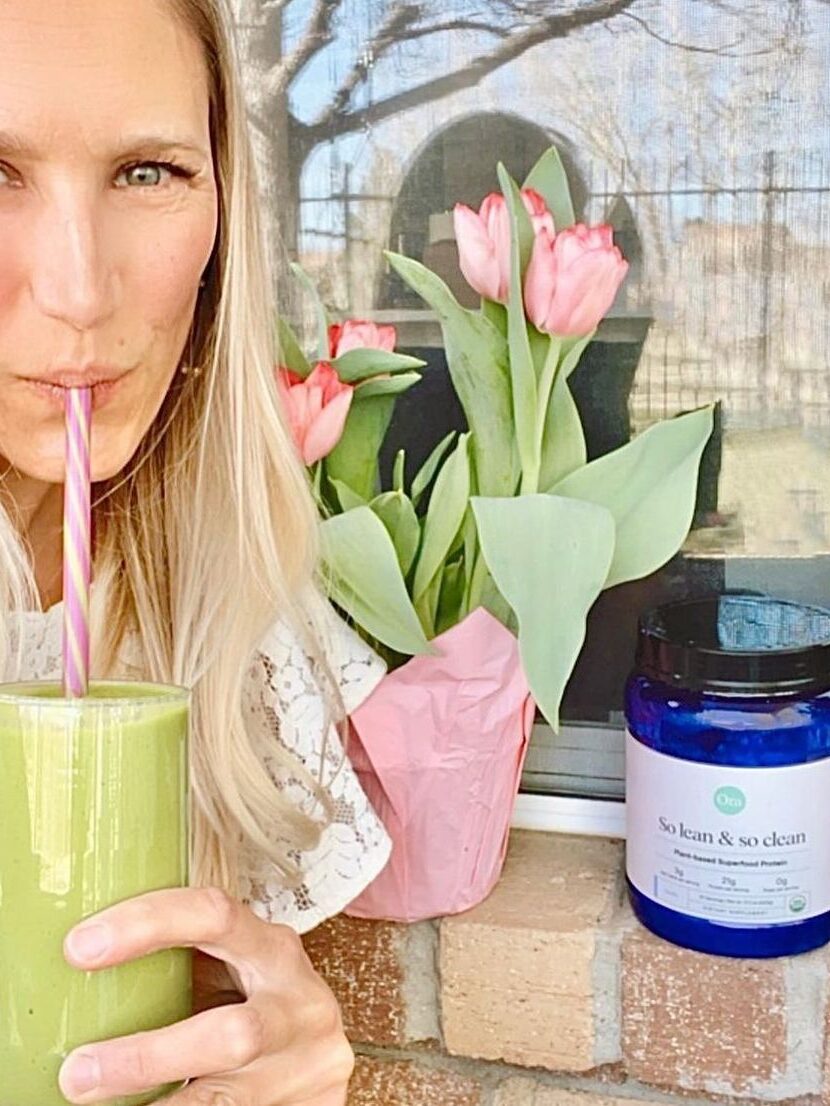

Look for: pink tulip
[524,223,628,337]
[329,320,397,358]
[277,361,354,465]
[453,188,555,304]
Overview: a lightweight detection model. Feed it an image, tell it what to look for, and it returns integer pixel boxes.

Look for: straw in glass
[62,387,92,698]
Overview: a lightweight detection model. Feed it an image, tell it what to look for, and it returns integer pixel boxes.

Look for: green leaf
[393,450,406,494]
[435,559,467,636]
[290,262,330,361]
[472,494,615,730]
[551,406,715,589]
[523,146,576,230]
[539,373,585,491]
[334,348,426,383]
[328,478,365,512]
[528,324,550,381]
[353,371,421,400]
[459,505,479,618]
[412,433,471,605]
[498,163,538,493]
[478,571,515,631]
[370,490,422,578]
[498,162,535,269]
[275,316,311,376]
[321,507,432,655]
[411,431,456,509]
[481,298,508,335]
[385,252,517,497]
[325,395,394,501]
[414,568,442,639]
[538,333,592,490]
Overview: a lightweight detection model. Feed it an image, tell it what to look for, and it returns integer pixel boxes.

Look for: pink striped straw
[62,387,92,698]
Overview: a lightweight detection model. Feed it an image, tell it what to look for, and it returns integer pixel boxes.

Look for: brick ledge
[303,830,830,1106]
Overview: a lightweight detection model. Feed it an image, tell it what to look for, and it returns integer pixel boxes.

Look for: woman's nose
[28,196,119,332]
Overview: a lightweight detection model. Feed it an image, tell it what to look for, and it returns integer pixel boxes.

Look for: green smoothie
[0,681,192,1106]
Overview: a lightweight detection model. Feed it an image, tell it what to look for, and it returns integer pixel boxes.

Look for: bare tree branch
[619,10,768,57]
[265,0,343,98]
[324,1,512,125]
[299,0,639,150]
[324,2,423,122]
[396,18,510,41]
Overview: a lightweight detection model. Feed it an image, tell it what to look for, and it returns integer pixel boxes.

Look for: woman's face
[0,0,218,483]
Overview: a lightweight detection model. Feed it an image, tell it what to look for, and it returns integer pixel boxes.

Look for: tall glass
[0,681,192,1106]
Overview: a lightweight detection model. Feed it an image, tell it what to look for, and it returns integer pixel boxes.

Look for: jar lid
[636,594,830,695]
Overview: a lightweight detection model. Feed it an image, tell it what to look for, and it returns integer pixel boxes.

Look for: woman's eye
[116,162,177,188]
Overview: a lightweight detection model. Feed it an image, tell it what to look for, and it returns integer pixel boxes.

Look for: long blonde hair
[0,0,342,898]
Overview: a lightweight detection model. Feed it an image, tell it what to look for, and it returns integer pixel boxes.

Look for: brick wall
[303,830,830,1106]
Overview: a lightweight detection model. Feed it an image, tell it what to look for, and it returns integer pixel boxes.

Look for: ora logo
[714,786,746,815]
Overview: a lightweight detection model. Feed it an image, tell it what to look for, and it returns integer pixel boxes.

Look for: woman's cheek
[140,193,217,312]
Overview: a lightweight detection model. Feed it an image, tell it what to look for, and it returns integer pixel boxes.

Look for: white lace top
[11,601,392,935]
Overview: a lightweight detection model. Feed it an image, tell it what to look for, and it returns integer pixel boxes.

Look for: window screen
[234,0,830,798]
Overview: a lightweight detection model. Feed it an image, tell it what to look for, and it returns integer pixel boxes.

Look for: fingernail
[61,1053,101,1096]
[66,924,111,962]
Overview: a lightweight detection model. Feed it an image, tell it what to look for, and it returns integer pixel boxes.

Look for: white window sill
[512,793,626,839]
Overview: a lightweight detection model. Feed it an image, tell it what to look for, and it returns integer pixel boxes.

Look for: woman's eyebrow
[0,129,208,159]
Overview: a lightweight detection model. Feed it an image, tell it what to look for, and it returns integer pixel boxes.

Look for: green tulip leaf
[538,333,593,490]
[523,146,576,230]
[385,251,517,497]
[479,571,515,631]
[412,433,471,607]
[481,298,508,334]
[354,371,421,400]
[275,316,311,377]
[370,490,422,578]
[550,406,715,588]
[559,333,593,380]
[411,431,457,509]
[528,324,550,382]
[321,507,432,655]
[435,559,467,636]
[472,494,616,730]
[414,568,443,640]
[393,450,406,494]
[498,164,538,490]
[334,349,426,383]
[325,394,394,501]
[289,262,330,362]
[328,478,365,513]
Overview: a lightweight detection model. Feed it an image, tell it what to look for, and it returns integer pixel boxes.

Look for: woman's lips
[23,373,130,411]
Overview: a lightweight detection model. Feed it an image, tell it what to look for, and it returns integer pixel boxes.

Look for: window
[234,0,830,810]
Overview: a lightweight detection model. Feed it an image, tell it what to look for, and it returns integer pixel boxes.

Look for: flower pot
[344,607,535,922]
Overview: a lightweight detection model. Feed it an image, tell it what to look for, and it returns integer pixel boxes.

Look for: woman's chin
[2,438,131,486]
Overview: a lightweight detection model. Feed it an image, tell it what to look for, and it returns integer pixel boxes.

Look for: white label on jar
[626,732,830,925]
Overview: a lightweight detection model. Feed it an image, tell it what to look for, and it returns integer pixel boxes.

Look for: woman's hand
[58,887,354,1106]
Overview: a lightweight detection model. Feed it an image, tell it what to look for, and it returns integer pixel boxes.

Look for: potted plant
[277,146,713,922]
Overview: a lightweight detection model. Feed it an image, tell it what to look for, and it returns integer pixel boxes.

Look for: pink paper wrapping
[344,606,535,922]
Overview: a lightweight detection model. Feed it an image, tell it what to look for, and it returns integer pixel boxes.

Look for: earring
[180,363,203,378]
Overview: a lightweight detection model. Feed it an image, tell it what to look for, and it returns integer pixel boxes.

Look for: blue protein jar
[625,594,830,958]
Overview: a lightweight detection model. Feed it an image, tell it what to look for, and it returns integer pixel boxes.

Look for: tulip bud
[453,188,555,304]
[276,361,354,465]
[329,320,397,358]
[524,224,628,337]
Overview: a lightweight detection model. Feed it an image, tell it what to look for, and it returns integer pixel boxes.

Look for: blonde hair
[0,0,342,898]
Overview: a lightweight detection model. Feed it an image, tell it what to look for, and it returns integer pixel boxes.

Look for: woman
[0,0,391,1103]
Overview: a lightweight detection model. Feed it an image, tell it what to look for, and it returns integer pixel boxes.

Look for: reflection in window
[234,0,830,729]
